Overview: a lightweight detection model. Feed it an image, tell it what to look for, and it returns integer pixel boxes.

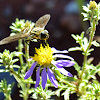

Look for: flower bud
[89,1,97,10]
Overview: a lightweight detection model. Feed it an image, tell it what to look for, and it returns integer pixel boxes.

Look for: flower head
[32,44,53,66]
[24,44,75,89]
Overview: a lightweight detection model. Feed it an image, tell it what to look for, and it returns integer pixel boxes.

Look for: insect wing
[35,14,50,28]
[0,33,29,45]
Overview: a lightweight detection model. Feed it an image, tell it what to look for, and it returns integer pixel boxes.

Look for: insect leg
[25,39,30,45]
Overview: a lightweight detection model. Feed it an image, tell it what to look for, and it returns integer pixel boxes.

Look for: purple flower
[24,44,75,89]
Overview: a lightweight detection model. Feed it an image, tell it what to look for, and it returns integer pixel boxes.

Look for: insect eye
[40,32,47,40]
[34,31,37,33]
[40,30,49,40]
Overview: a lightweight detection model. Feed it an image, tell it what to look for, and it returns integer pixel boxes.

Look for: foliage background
[0,0,100,100]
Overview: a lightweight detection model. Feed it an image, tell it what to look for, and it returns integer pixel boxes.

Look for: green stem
[3,89,12,100]
[7,40,31,100]
[9,67,30,100]
[9,67,21,79]
[8,96,12,100]
[23,84,30,100]
[23,41,31,100]
[18,39,24,65]
[24,41,30,67]
[81,21,96,79]
[77,21,96,96]
[86,21,96,51]
[5,95,12,100]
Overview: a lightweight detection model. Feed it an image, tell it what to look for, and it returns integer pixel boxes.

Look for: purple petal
[27,58,33,61]
[53,54,74,60]
[51,47,68,53]
[68,72,73,77]
[35,66,40,88]
[24,62,37,79]
[56,60,75,67]
[55,64,73,77]
[41,67,47,89]
[47,67,58,88]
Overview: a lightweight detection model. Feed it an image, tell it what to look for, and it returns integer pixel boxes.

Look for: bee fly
[0,14,50,45]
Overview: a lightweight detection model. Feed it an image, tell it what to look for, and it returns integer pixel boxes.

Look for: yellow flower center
[32,44,53,66]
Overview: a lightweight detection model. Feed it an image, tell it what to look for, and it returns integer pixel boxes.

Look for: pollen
[32,44,53,66]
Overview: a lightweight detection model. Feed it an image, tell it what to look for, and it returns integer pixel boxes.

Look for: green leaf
[0,69,5,73]
[9,26,21,32]
[80,31,84,39]
[71,34,77,40]
[0,79,14,100]
[89,75,96,79]
[83,37,88,51]
[10,82,15,90]
[0,59,3,63]
[12,65,20,68]
[12,59,19,64]
[87,48,94,53]
[62,88,70,100]
[82,6,89,12]
[63,76,76,81]
[96,64,100,70]
[54,69,64,78]
[86,64,95,70]
[55,88,62,97]
[83,18,88,21]
[90,69,97,75]
[86,27,91,34]
[83,48,94,56]
[31,92,38,99]
[73,61,81,73]
[11,51,23,57]
[0,53,3,58]
[87,57,94,64]
[10,33,16,36]
[81,12,88,17]
[97,96,100,100]
[92,40,100,47]
[95,64,100,76]
[68,47,82,51]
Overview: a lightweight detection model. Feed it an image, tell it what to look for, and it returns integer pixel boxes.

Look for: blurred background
[0,0,100,100]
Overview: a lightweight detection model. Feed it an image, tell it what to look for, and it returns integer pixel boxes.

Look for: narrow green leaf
[0,59,3,63]
[86,27,91,34]
[80,31,84,39]
[68,47,82,51]
[62,88,70,100]
[87,57,94,64]
[82,6,89,12]
[0,53,3,58]
[11,51,23,57]
[83,37,88,51]
[55,88,62,97]
[92,41,100,47]
[0,69,5,73]
[81,12,88,17]
[54,69,63,78]
[83,18,88,21]
[71,34,77,40]
[12,65,20,68]
[12,59,19,64]
[9,26,21,32]
[96,64,100,70]
[73,61,80,73]
[87,48,94,54]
